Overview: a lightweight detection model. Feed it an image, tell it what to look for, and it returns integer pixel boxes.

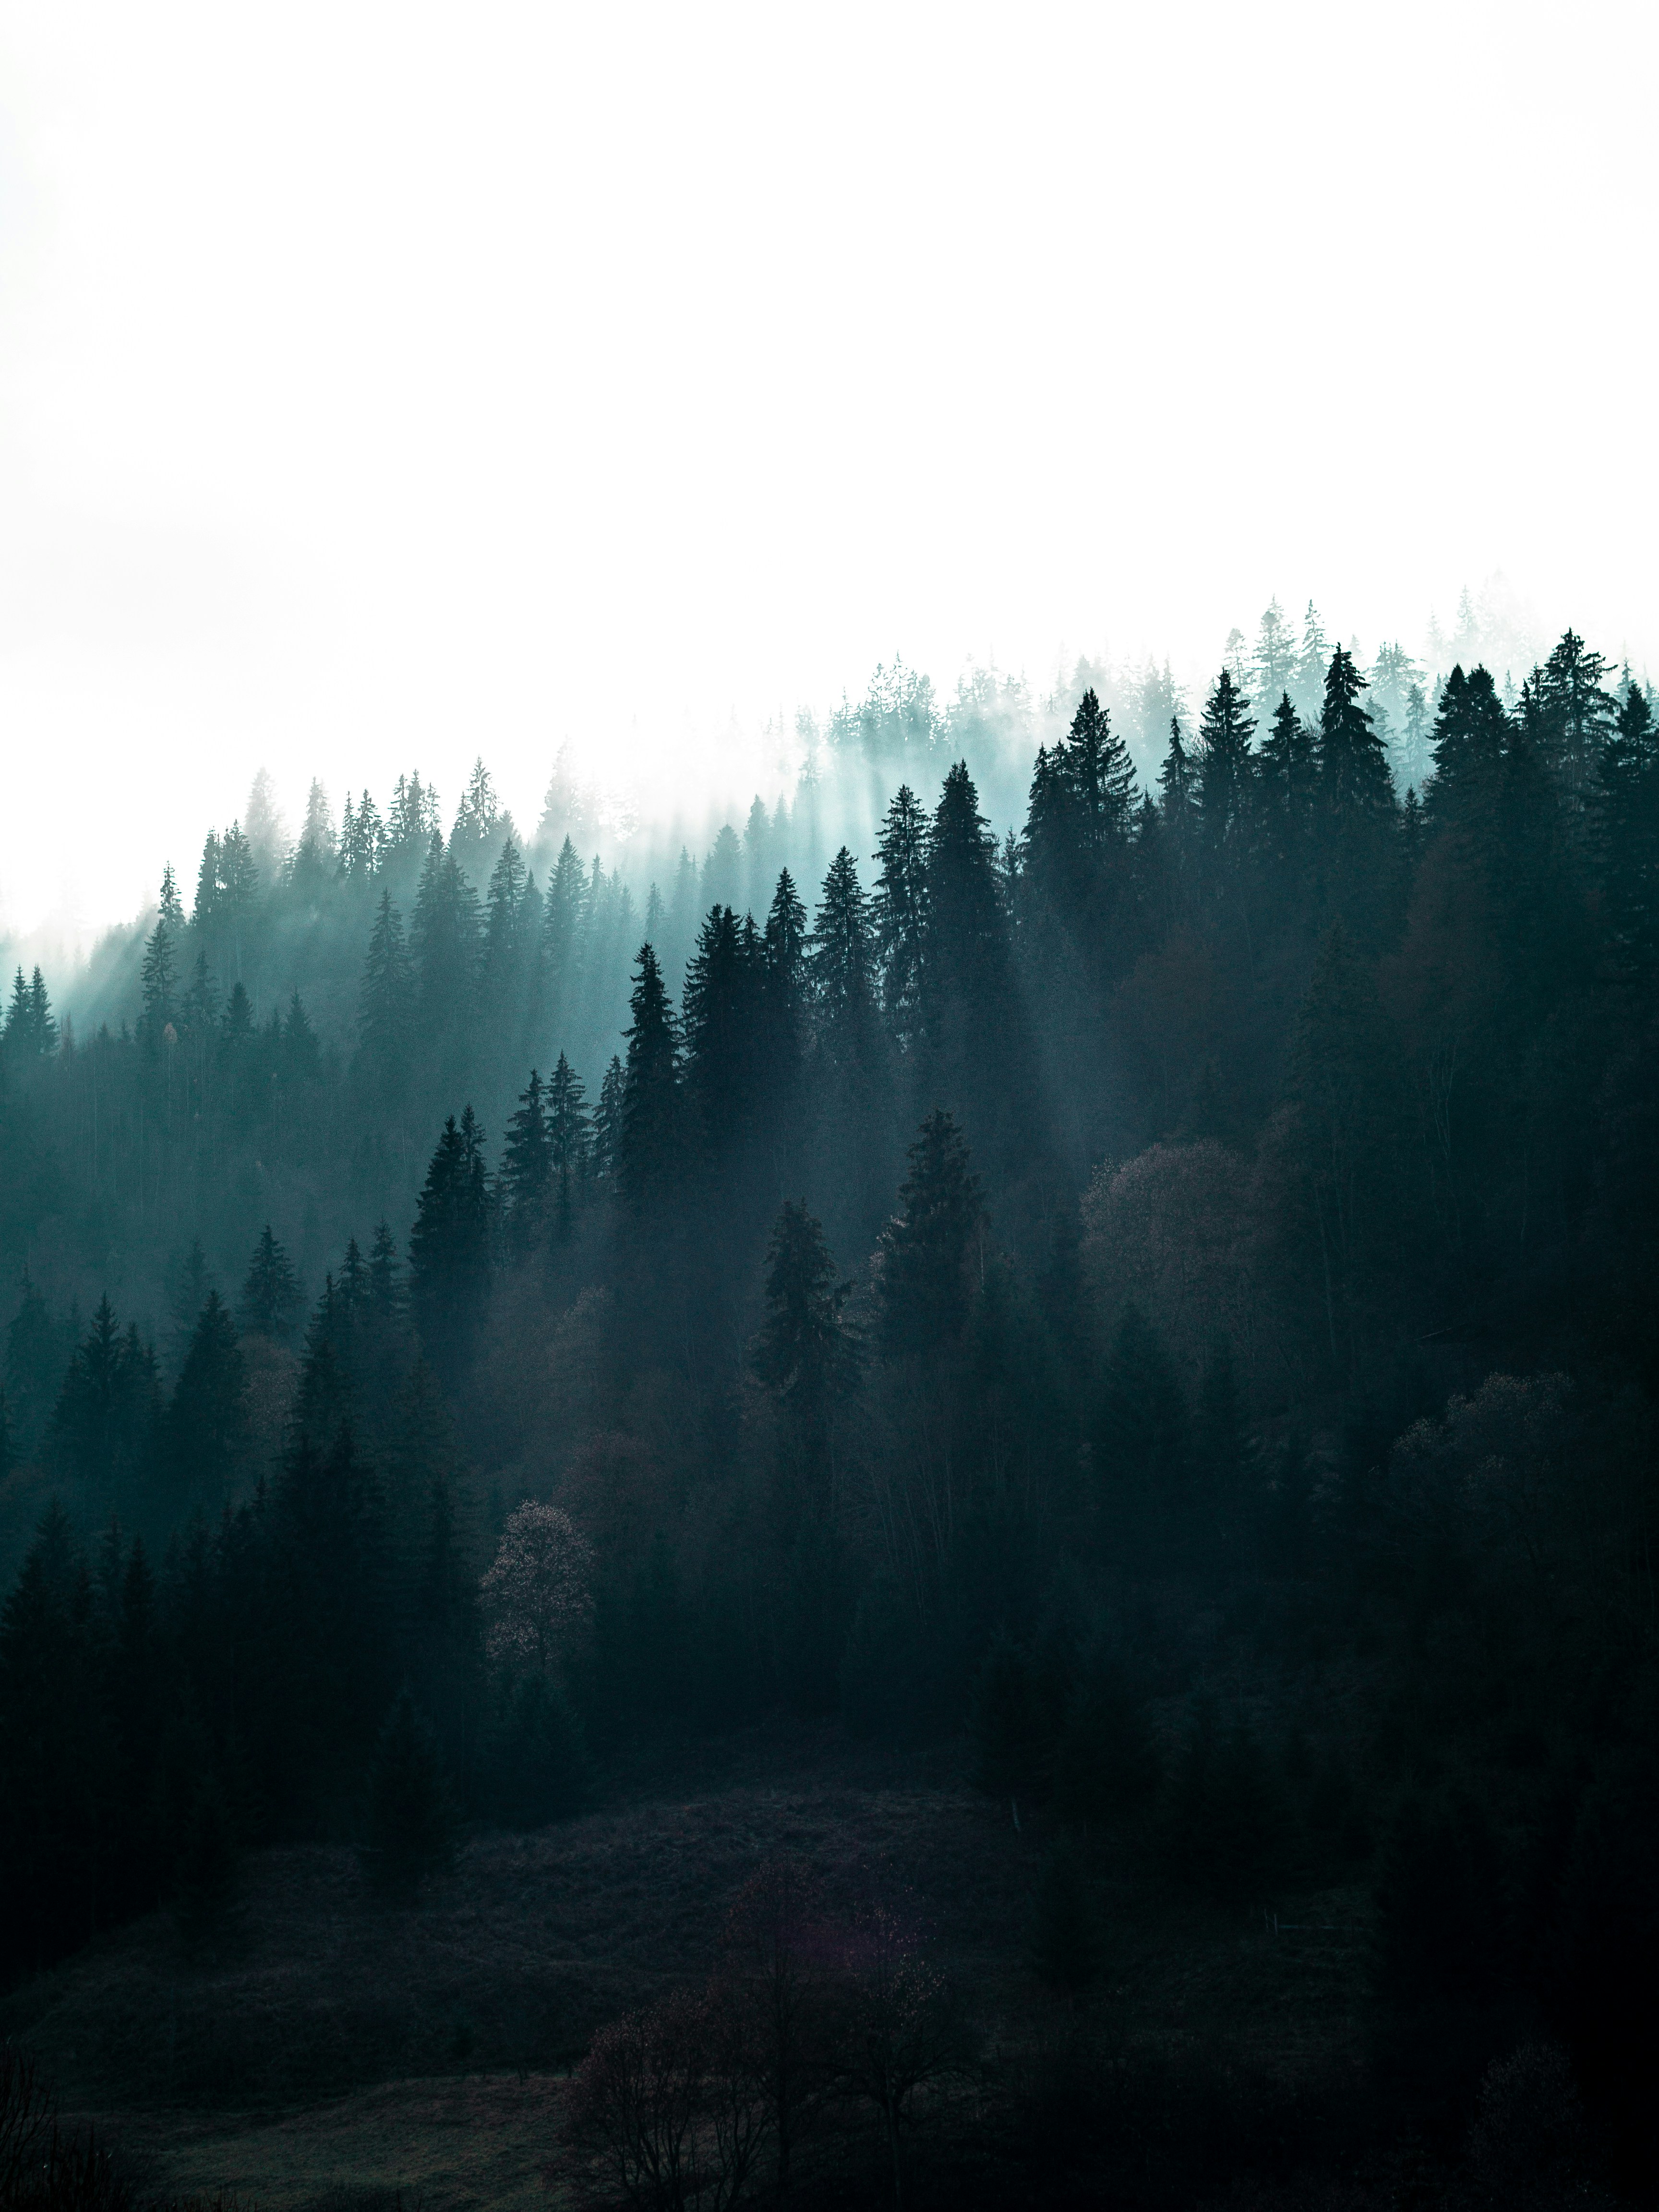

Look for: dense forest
[3,607,1658,2203]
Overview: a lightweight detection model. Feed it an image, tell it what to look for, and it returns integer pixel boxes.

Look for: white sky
[0,0,1655,944]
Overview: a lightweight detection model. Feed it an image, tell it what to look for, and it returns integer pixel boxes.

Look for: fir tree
[547,1052,590,1178]
[753,1201,854,1419]
[408,1110,493,1383]
[241,1225,301,1340]
[875,1109,984,1358]
[501,1069,553,1247]
[1196,666,1257,860]
[1317,645,1394,820]
[873,785,930,1039]
[1255,691,1315,867]
[168,1291,250,1503]
[619,945,681,1206]
[593,1054,625,1182]
[359,890,415,1073]
[809,847,877,1044]
[1596,679,1659,981]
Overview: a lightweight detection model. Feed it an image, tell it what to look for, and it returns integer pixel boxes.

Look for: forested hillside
[3,615,1658,2195]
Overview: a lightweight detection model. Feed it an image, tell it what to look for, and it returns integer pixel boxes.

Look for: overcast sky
[0,0,1654,945]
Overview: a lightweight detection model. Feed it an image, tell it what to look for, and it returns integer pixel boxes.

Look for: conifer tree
[1251,595,1299,714]
[501,1069,553,1248]
[593,1055,625,1182]
[168,1291,250,1503]
[1427,664,1509,844]
[547,1053,590,1178]
[408,1110,492,1383]
[241,1226,301,1340]
[1596,680,1659,982]
[1255,691,1315,869]
[1196,666,1257,861]
[619,945,681,1206]
[875,1109,984,1358]
[1317,646,1395,823]
[358,889,415,1076]
[753,1202,854,1425]
[809,847,877,1044]
[1094,1302,1187,1548]
[682,906,764,1160]
[1535,628,1614,810]
[483,834,528,994]
[139,888,178,1046]
[873,785,930,1039]
[1294,599,1329,719]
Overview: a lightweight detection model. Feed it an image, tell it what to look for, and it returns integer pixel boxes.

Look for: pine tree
[408,1110,493,1383]
[1196,666,1257,860]
[1256,691,1315,870]
[619,946,681,1207]
[139,890,178,1046]
[1294,599,1329,720]
[547,1052,591,1179]
[809,847,877,1045]
[482,835,528,997]
[168,1292,250,1503]
[501,1069,553,1248]
[875,1109,984,1358]
[241,1225,301,1340]
[926,760,1002,986]
[1427,663,1509,844]
[593,1055,625,1182]
[451,756,501,852]
[753,1202,854,1418]
[873,785,930,1039]
[1535,628,1614,811]
[682,906,764,1159]
[1595,679,1659,984]
[1251,596,1299,715]
[1317,645,1395,821]
[358,889,415,1078]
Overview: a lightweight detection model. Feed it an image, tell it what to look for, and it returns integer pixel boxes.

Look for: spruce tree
[1426,663,1509,844]
[408,1110,492,1383]
[168,1291,250,1503]
[593,1054,625,1181]
[1317,645,1394,820]
[359,890,415,1078]
[873,784,930,1039]
[1595,680,1659,983]
[619,945,681,1207]
[809,847,877,1045]
[681,905,764,1159]
[1255,691,1314,870]
[753,1202,854,1422]
[1196,666,1257,861]
[501,1069,554,1248]
[241,1226,301,1340]
[547,1053,590,1177]
[875,1109,984,1358]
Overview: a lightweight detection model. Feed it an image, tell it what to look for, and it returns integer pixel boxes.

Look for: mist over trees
[2,607,1659,2193]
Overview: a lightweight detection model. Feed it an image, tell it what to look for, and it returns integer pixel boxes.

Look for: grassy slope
[2,1724,1371,2210]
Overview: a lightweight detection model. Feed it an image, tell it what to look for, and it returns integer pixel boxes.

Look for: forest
[1,607,1657,2209]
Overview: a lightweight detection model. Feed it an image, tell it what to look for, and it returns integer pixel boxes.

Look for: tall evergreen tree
[241,1225,302,1341]
[168,1291,250,1505]
[873,785,930,1041]
[875,1109,984,1358]
[618,946,681,1209]
[1196,667,1257,861]
[358,890,415,1076]
[408,1110,492,1385]
[501,1069,554,1248]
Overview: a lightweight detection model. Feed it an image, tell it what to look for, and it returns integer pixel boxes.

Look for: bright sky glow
[0,0,1654,945]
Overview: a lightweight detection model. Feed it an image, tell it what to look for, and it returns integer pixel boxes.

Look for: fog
[1,0,1654,956]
